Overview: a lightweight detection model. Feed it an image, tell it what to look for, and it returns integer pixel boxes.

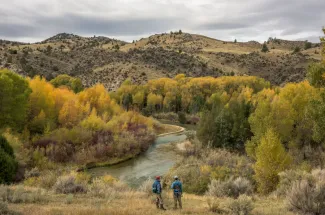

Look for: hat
[174,176,179,179]
[156,176,161,180]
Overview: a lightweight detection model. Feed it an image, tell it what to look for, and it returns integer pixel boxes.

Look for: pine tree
[261,43,269,53]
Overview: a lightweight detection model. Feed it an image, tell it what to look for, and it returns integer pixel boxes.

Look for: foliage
[50,74,84,93]
[225,195,254,215]
[307,63,325,88]
[287,169,325,215]
[304,41,312,50]
[292,46,301,53]
[254,129,292,194]
[0,136,18,184]
[198,90,252,151]
[261,43,269,52]
[206,177,253,198]
[0,69,31,131]
[53,174,87,194]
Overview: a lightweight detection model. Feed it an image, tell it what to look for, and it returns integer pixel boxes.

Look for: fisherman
[171,176,183,209]
[152,176,166,210]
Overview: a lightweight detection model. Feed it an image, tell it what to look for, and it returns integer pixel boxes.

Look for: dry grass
[6,190,295,215]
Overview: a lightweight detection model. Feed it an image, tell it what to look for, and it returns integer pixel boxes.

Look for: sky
[0,0,324,43]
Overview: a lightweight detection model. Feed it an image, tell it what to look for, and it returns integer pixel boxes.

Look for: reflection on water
[88,133,187,187]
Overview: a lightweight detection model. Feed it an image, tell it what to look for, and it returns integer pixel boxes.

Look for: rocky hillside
[0,32,321,90]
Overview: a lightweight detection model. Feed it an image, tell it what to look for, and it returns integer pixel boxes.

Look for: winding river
[88,129,188,187]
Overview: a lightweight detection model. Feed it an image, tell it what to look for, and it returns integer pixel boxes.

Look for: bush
[305,41,312,50]
[138,178,154,196]
[0,136,18,184]
[178,112,186,124]
[226,195,254,215]
[0,200,21,215]
[88,178,117,200]
[287,169,325,214]
[207,198,224,213]
[276,169,312,196]
[261,43,269,52]
[53,175,87,194]
[0,185,47,204]
[24,168,40,178]
[88,176,128,200]
[206,177,253,198]
[292,46,301,54]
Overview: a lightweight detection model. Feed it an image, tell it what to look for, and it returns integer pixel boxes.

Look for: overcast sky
[0,0,324,43]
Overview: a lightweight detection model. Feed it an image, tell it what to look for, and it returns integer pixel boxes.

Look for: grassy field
[6,188,294,215]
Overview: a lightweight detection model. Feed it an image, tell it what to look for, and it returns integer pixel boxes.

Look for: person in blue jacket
[171,176,183,209]
[152,176,166,210]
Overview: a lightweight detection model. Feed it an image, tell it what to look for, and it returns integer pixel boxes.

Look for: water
[88,132,187,187]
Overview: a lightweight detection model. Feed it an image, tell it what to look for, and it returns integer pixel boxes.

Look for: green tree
[50,74,84,93]
[254,129,292,194]
[0,69,32,131]
[292,46,301,54]
[261,43,269,53]
[307,63,325,88]
[0,135,18,184]
[304,41,312,50]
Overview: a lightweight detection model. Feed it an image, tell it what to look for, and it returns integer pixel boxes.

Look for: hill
[0,32,321,90]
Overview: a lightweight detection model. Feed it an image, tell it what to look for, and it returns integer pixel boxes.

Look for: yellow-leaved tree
[254,129,292,194]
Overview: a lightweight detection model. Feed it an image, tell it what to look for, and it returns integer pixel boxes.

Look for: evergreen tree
[0,135,18,184]
[261,43,269,52]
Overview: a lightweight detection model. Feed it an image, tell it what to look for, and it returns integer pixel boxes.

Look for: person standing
[152,176,166,210]
[171,176,183,209]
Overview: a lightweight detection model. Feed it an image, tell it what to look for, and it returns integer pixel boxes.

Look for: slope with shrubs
[0,31,321,91]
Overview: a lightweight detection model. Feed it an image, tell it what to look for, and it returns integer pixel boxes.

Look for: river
[88,129,188,187]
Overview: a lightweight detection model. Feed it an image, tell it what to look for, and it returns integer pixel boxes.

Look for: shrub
[138,178,154,196]
[261,43,269,52]
[207,198,224,213]
[65,194,73,204]
[88,176,128,200]
[0,200,21,215]
[24,167,40,178]
[226,195,254,215]
[293,46,301,53]
[0,136,18,184]
[53,175,87,194]
[88,178,117,199]
[206,177,253,198]
[38,171,58,189]
[287,169,325,214]
[178,112,186,124]
[276,169,311,196]
[305,41,312,50]
[0,185,47,204]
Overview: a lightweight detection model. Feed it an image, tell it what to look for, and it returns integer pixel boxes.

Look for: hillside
[0,32,321,90]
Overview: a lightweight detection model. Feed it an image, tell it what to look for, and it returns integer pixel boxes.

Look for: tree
[254,129,292,194]
[292,46,301,54]
[307,63,325,88]
[0,69,31,131]
[0,135,18,184]
[261,43,269,53]
[234,39,237,43]
[304,41,312,50]
[50,74,84,93]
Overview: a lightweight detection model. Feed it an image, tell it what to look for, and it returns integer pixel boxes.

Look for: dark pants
[173,193,182,209]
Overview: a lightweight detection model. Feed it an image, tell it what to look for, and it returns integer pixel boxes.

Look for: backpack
[152,182,158,193]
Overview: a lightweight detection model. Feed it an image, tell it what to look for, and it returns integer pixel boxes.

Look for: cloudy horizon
[0,0,324,43]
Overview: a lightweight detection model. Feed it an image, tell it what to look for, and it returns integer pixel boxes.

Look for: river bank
[77,123,186,172]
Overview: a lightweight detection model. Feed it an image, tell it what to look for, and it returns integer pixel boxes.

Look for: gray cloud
[0,0,324,43]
